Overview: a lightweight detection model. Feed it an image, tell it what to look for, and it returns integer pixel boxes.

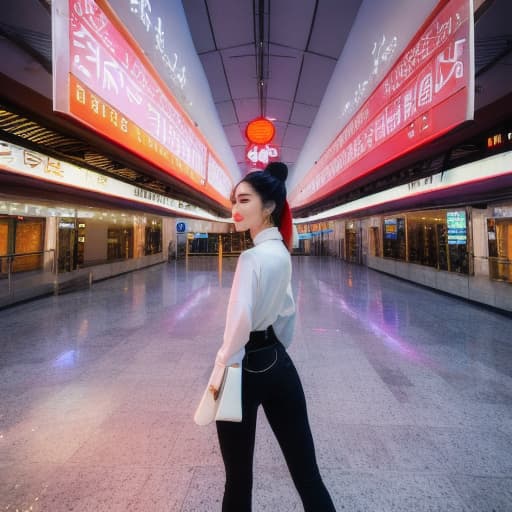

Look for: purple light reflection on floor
[316,279,428,364]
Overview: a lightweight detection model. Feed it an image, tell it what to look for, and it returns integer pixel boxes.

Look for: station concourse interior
[1,0,512,510]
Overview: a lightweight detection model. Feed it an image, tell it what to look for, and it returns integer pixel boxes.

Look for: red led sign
[245,118,276,145]
[53,0,232,209]
[290,0,474,209]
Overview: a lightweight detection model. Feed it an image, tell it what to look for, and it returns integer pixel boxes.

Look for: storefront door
[345,228,360,263]
[58,220,78,272]
[488,218,512,283]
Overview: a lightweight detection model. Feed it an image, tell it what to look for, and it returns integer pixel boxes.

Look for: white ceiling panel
[273,122,287,147]
[216,101,238,125]
[182,1,215,54]
[280,147,301,164]
[283,124,309,149]
[265,98,292,125]
[295,53,336,106]
[290,102,318,127]
[233,98,260,123]
[222,45,257,100]
[208,0,254,49]
[308,0,363,58]
[269,0,316,49]
[232,146,248,164]
[223,124,246,146]
[266,45,302,102]
[200,53,231,102]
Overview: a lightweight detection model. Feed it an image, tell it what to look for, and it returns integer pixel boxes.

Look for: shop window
[108,227,133,260]
[58,218,87,272]
[408,216,439,268]
[406,210,468,273]
[488,218,512,283]
[369,227,381,257]
[0,217,46,273]
[382,211,468,273]
[0,219,11,274]
[383,217,406,260]
[345,227,359,263]
[144,220,162,255]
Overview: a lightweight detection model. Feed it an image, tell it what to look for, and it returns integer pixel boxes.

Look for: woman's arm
[208,251,258,392]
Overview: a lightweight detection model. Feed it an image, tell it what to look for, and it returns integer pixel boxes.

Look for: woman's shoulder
[238,247,259,266]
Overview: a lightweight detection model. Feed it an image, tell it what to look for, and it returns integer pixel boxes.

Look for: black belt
[245,325,278,351]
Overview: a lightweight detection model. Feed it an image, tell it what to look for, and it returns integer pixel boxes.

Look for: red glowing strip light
[53,0,232,208]
[290,0,474,209]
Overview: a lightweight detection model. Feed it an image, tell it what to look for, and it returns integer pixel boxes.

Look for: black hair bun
[265,162,288,182]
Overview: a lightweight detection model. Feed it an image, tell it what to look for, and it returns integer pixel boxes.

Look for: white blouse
[209,227,296,390]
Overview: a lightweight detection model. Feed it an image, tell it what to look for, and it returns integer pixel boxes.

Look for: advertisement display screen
[52,0,232,208]
[447,210,467,245]
[291,0,474,209]
[384,218,398,240]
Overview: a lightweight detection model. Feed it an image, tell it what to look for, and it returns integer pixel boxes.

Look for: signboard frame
[291,0,475,209]
[52,0,233,208]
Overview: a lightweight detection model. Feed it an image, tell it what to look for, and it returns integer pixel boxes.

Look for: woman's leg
[216,372,259,512]
[262,349,336,512]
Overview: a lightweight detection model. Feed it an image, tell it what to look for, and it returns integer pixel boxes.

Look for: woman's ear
[263,200,276,216]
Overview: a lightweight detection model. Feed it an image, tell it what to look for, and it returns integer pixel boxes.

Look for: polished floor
[1,256,512,511]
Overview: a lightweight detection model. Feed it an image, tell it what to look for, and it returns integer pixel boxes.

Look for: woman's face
[232,181,267,235]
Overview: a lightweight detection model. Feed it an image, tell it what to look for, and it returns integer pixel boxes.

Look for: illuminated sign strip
[291,0,474,208]
[295,150,512,224]
[53,0,232,208]
[0,140,226,222]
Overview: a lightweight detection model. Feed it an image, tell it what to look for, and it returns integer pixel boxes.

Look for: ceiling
[182,0,362,173]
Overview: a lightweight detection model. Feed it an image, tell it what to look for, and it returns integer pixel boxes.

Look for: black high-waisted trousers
[216,327,336,512]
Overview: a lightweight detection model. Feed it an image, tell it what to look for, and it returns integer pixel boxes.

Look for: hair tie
[279,200,293,252]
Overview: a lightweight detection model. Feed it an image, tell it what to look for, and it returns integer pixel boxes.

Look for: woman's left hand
[209,385,219,400]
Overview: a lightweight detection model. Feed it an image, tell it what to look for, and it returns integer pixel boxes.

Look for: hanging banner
[290,0,474,209]
[52,0,232,208]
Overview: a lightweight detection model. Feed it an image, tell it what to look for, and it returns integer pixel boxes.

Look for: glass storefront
[108,227,134,260]
[58,218,80,272]
[144,219,162,255]
[382,216,406,260]
[487,217,512,283]
[383,209,469,274]
[0,216,45,273]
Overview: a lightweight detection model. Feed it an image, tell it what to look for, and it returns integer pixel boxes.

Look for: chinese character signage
[290,0,474,209]
[52,0,232,208]
[0,140,221,220]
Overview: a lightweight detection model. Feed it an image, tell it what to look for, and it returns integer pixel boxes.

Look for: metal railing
[0,250,56,295]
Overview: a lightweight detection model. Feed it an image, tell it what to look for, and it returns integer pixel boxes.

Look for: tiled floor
[1,256,512,511]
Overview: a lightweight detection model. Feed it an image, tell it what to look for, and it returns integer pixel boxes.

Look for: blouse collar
[253,227,282,246]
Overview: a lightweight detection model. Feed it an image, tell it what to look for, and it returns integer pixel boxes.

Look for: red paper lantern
[245,117,275,145]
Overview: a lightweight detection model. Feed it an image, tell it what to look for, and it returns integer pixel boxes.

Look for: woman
[207,162,336,511]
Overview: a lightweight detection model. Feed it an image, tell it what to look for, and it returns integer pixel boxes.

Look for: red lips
[233,213,244,222]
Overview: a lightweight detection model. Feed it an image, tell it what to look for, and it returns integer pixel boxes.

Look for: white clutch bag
[194,364,242,426]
